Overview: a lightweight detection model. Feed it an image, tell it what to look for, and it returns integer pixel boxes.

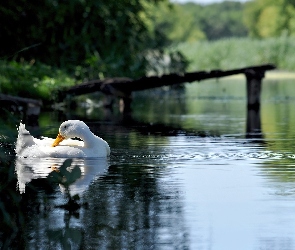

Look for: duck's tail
[15,123,35,155]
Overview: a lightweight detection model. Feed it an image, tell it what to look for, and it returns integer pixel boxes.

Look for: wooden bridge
[60,64,276,112]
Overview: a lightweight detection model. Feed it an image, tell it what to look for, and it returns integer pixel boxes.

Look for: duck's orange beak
[52,133,65,147]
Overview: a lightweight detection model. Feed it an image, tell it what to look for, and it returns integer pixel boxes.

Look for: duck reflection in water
[15,157,109,196]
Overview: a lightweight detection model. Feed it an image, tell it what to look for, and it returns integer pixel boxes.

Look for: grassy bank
[173,36,295,71]
[0,60,75,103]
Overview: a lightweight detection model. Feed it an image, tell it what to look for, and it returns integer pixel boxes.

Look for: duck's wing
[39,136,55,146]
[59,138,84,147]
[15,123,36,155]
[39,137,84,147]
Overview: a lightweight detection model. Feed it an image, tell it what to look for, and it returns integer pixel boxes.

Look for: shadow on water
[0,126,24,248]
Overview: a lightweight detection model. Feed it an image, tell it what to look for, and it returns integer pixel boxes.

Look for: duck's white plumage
[15,120,110,158]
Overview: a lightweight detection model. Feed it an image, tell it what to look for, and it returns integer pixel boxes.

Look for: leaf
[72,194,80,201]
[48,170,63,183]
[59,159,73,173]
[63,159,73,168]
[66,165,82,185]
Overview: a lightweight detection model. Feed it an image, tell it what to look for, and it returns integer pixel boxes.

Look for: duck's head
[52,120,90,147]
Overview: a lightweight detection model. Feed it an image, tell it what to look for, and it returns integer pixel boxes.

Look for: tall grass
[172,36,295,71]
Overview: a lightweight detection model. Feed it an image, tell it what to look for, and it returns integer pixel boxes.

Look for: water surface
[2,75,295,249]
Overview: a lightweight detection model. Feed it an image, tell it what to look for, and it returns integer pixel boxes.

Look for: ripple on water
[111,149,295,165]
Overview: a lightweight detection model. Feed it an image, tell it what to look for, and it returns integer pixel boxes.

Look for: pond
[1,73,295,249]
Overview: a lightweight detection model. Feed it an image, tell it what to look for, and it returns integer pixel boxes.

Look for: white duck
[15,120,110,158]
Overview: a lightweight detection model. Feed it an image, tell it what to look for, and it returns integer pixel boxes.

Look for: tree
[0,0,187,79]
[151,2,205,43]
[244,0,295,38]
[196,2,248,40]
[151,1,248,42]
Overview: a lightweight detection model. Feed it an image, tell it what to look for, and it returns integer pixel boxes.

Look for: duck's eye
[64,125,67,129]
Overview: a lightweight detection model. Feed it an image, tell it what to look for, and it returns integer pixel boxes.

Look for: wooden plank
[63,64,275,99]
[0,93,42,106]
[245,69,265,108]
[110,64,276,92]
[64,78,132,96]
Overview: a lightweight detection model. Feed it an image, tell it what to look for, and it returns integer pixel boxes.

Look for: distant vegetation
[152,0,295,71]
[244,0,295,38]
[0,0,294,102]
[153,0,295,42]
[152,1,248,43]
[173,36,295,71]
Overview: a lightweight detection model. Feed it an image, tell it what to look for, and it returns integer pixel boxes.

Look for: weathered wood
[60,64,276,112]
[0,93,42,107]
[110,64,275,93]
[245,69,264,108]
[246,109,262,138]
[62,78,132,98]
[63,64,275,99]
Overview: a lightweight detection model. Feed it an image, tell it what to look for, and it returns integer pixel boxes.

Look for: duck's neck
[79,131,97,148]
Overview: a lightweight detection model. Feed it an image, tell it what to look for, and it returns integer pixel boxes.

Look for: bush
[0,60,75,103]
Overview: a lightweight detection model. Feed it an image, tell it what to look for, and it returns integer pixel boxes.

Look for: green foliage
[48,159,83,211]
[244,0,295,38]
[0,60,75,103]
[151,3,206,44]
[0,0,187,79]
[151,1,248,43]
[48,159,82,187]
[173,36,295,71]
[195,1,248,40]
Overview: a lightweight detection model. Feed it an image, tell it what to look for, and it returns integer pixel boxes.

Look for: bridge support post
[244,69,265,138]
[246,108,262,138]
[245,70,265,109]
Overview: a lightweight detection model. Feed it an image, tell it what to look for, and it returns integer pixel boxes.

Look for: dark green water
[1,75,295,249]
